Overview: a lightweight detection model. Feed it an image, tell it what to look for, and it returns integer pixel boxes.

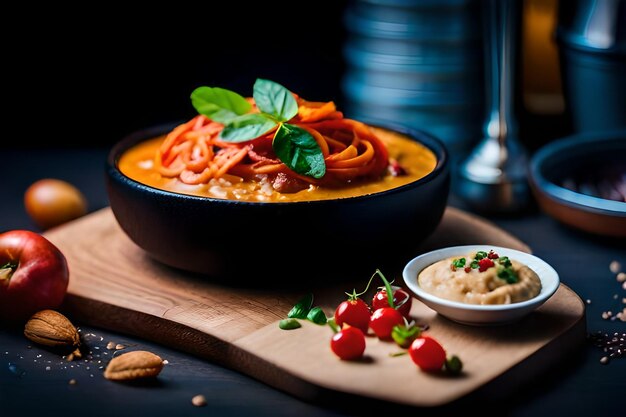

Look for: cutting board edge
[61,294,234,365]
[470,304,587,403]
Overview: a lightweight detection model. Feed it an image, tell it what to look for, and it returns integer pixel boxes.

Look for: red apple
[0,230,69,321]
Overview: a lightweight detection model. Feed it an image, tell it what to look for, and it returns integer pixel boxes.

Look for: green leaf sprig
[191,79,325,179]
[279,293,328,330]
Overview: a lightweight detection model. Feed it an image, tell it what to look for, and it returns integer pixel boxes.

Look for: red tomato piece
[334,298,371,334]
[369,307,404,339]
[478,258,495,272]
[371,287,412,318]
[409,336,446,372]
[330,326,366,360]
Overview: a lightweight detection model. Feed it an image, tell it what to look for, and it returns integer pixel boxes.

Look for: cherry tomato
[372,287,412,318]
[369,307,404,339]
[24,179,87,230]
[330,326,366,360]
[409,336,446,372]
[334,298,371,334]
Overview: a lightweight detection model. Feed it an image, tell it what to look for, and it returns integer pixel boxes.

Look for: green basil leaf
[444,355,463,375]
[272,123,325,178]
[306,307,327,325]
[279,318,301,330]
[253,79,298,122]
[191,86,251,123]
[219,114,278,142]
[287,293,314,319]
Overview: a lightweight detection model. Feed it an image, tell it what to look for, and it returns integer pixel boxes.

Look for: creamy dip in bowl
[403,246,560,326]
[418,251,542,305]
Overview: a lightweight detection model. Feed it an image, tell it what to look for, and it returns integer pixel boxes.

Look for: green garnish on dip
[451,258,466,269]
[496,256,518,284]
[450,249,519,283]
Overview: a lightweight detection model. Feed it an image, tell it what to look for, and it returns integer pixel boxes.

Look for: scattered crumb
[600,356,609,365]
[69,379,77,385]
[162,360,169,365]
[617,272,626,283]
[192,395,207,407]
[610,261,621,274]
[115,344,125,350]
[586,299,592,305]
[623,281,626,290]
[602,312,610,320]
[613,294,619,300]
[106,342,116,350]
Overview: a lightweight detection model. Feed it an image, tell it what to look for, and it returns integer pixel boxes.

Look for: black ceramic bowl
[529,130,626,238]
[106,122,450,282]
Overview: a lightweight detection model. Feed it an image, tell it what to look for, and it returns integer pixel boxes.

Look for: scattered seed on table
[586,299,592,305]
[617,272,626,283]
[69,379,77,385]
[590,331,626,364]
[602,312,610,319]
[610,261,621,274]
[115,344,125,350]
[192,395,207,407]
[106,342,115,350]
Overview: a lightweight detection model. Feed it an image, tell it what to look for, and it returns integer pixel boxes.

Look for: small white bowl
[402,245,560,326]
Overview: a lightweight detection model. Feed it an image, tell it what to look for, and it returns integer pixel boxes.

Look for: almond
[24,310,81,360]
[104,350,164,381]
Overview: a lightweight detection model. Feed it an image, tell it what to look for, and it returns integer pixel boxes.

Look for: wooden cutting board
[45,207,585,408]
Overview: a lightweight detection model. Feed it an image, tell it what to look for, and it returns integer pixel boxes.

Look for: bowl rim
[528,129,626,217]
[402,245,560,313]
[107,119,449,206]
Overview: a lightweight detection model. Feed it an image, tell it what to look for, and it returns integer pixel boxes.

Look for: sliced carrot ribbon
[156,98,389,187]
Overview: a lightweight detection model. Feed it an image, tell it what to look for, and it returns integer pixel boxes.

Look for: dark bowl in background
[557,0,626,133]
[106,122,450,283]
[529,130,626,238]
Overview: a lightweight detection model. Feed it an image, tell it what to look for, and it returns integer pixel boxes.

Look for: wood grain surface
[45,207,585,408]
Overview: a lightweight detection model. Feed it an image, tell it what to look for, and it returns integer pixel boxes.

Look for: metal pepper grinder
[455,0,529,213]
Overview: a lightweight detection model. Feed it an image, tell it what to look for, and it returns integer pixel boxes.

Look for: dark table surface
[1,147,624,417]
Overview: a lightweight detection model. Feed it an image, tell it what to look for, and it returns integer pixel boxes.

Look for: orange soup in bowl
[118,126,437,202]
